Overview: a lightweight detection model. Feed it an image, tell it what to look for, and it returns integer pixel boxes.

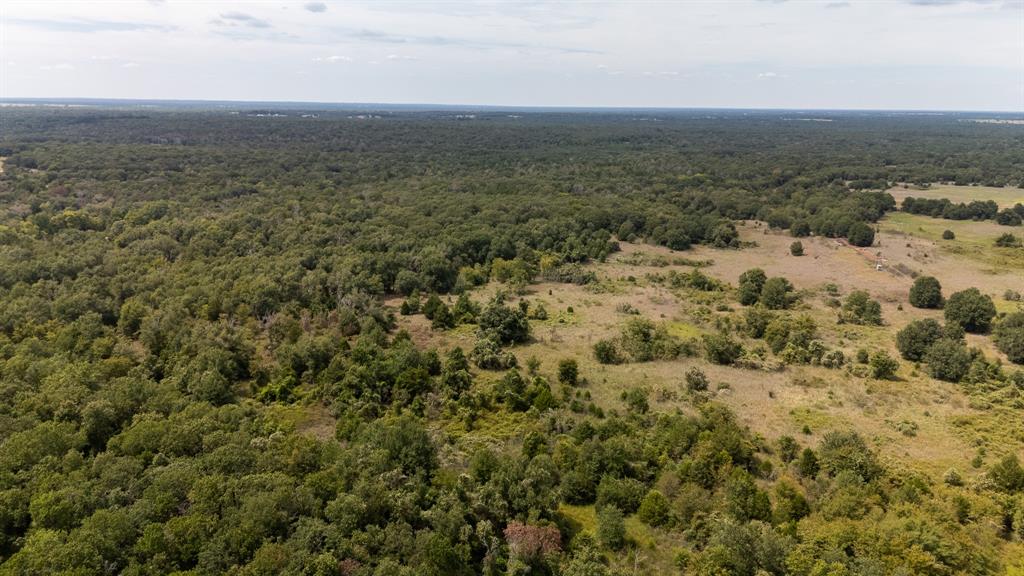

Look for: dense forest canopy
[0,105,1023,575]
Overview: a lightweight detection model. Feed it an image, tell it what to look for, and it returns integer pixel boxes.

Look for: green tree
[818,431,882,482]
[557,358,579,386]
[990,454,1024,492]
[593,339,623,364]
[841,290,882,325]
[923,338,973,382]
[723,469,772,522]
[760,277,794,310]
[597,506,626,550]
[994,312,1024,364]
[685,367,709,391]
[703,333,743,365]
[908,276,943,309]
[847,222,875,247]
[944,288,996,333]
[637,490,670,527]
[797,448,819,478]
[737,268,767,306]
[895,318,944,361]
[790,241,804,256]
[869,350,899,379]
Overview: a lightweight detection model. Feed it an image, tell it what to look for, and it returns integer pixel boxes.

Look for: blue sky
[2,0,1022,111]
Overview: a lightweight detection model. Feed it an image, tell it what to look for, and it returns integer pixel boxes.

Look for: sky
[1,0,1022,111]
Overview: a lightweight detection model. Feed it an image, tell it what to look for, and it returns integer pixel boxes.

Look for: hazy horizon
[2,0,1023,112]
[4,95,1024,115]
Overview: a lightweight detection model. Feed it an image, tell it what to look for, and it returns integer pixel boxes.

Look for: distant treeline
[902,197,1024,225]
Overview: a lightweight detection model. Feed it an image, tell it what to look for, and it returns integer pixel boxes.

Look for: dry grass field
[391,214,1023,485]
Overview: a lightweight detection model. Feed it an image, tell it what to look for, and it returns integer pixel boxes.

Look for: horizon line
[2,96,1023,116]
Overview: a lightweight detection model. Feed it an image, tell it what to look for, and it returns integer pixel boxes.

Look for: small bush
[593,339,624,364]
[869,351,899,379]
[685,367,709,391]
[704,333,743,365]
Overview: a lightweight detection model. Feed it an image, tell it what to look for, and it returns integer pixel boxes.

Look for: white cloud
[385,54,418,61]
[213,12,271,29]
[304,2,327,13]
[313,55,352,63]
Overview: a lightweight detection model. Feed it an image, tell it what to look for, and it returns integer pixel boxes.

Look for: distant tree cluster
[903,197,1024,227]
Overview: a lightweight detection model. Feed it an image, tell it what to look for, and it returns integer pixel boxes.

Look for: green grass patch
[879,213,1024,271]
[558,503,598,534]
[666,321,703,340]
[789,406,834,431]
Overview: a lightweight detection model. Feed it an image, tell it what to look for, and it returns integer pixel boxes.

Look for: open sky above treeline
[2,0,1022,112]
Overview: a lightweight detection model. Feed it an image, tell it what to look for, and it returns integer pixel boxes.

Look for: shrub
[723,469,772,522]
[478,299,531,344]
[685,367,709,391]
[996,209,1023,226]
[764,315,817,356]
[637,490,670,527]
[593,339,623,364]
[470,337,518,370]
[990,454,1024,493]
[994,312,1024,364]
[895,318,944,361]
[504,522,562,564]
[841,291,882,325]
[618,318,684,362]
[704,333,743,365]
[942,229,955,240]
[923,338,973,382]
[557,358,579,385]
[995,233,1021,248]
[422,294,443,319]
[597,506,625,550]
[760,277,794,310]
[791,220,811,237]
[621,387,650,414]
[778,436,799,463]
[908,276,943,309]
[944,288,996,333]
[738,268,767,306]
[773,482,810,525]
[869,351,899,379]
[790,241,804,256]
[818,431,882,481]
[743,306,775,338]
[847,222,875,247]
[821,349,845,369]
[797,448,819,478]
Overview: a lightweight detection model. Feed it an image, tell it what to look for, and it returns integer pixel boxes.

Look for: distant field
[879,211,1024,273]
[889,183,1024,209]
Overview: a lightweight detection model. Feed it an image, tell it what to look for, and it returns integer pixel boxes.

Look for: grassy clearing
[392,228,1024,487]
[557,504,681,573]
[879,212,1024,275]
[889,183,1024,209]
